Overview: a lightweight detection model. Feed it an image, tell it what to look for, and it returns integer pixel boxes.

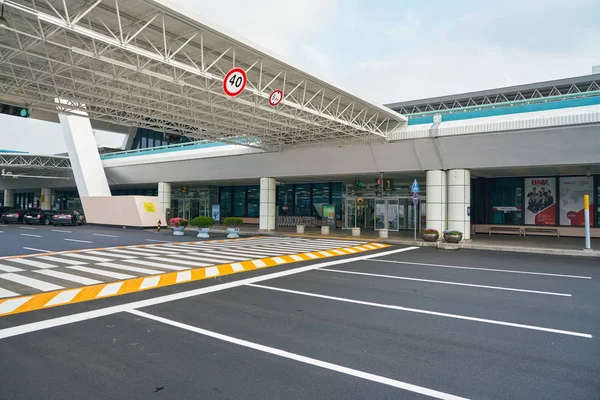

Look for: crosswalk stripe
[86,251,137,259]
[97,262,163,275]
[68,266,135,280]
[45,289,82,307]
[0,273,64,291]
[143,257,214,268]
[125,259,191,271]
[34,270,103,285]
[9,258,59,269]
[120,248,177,255]
[204,249,273,258]
[0,287,20,298]
[104,249,160,256]
[63,254,113,262]
[189,252,251,261]
[222,247,285,256]
[96,282,123,298]
[0,264,25,273]
[169,254,241,263]
[37,256,88,265]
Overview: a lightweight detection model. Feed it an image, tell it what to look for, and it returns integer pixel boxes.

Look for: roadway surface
[0,236,598,399]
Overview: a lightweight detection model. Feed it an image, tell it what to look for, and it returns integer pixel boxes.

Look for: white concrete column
[259,177,276,230]
[3,189,14,207]
[41,188,52,210]
[59,111,111,197]
[426,170,446,237]
[448,169,471,241]
[158,182,171,215]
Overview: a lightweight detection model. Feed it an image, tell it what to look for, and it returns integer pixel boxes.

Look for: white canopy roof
[0,0,406,148]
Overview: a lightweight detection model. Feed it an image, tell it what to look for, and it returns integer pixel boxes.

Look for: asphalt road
[0,245,598,399]
[0,223,232,256]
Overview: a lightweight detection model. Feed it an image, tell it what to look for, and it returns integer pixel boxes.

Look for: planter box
[444,234,463,243]
[352,227,361,237]
[379,229,388,238]
[226,227,240,239]
[196,227,210,238]
[422,233,439,242]
[297,225,305,234]
[173,226,185,236]
[321,226,330,235]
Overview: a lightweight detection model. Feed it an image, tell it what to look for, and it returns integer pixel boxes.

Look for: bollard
[584,195,591,250]
[157,220,161,232]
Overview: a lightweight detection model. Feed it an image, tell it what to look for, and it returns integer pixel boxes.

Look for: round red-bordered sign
[223,68,247,97]
[268,89,283,106]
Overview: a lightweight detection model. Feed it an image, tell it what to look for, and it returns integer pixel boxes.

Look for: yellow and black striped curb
[0,243,389,318]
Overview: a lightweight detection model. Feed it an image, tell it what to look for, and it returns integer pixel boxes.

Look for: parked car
[24,209,56,225]
[2,209,27,224]
[0,206,12,215]
[53,210,86,226]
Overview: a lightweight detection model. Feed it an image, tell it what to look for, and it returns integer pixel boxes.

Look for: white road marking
[123,247,177,255]
[20,233,41,238]
[176,270,192,283]
[272,257,287,264]
[44,289,82,307]
[20,227,37,230]
[204,267,220,277]
[104,249,152,256]
[97,262,163,275]
[0,287,19,298]
[68,266,135,280]
[128,309,466,400]
[370,259,592,279]
[0,297,33,314]
[0,264,25,273]
[64,238,92,244]
[62,254,112,262]
[92,233,119,238]
[166,254,239,264]
[86,251,136,259]
[0,273,64,292]
[183,252,249,261]
[319,269,572,297]
[36,256,87,265]
[252,260,267,268]
[52,229,72,233]
[0,247,418,340]
[230,263,245,272]
[143,257,213,268]
[22,247,52,253]
[248,284,592,339]
[9,258,60,269]
[145,239,170,243]
[139,276,160,289]
[125,259,192,271]
[34,269,103,285]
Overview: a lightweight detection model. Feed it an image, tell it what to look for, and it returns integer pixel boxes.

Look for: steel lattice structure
[0,153,72,179]
[0,0,406,149]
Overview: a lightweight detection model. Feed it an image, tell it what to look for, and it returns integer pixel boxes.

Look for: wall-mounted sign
[525,178,556,225]
[143,202,156,213]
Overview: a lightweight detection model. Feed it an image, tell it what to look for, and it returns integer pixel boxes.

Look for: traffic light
[0,104,30,118]
[375,178,383,197]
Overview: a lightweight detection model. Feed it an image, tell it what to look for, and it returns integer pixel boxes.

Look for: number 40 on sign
[223,68,247,97]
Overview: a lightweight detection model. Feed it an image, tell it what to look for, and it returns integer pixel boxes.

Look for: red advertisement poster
[559,177,595,226]
[525,178,556,225]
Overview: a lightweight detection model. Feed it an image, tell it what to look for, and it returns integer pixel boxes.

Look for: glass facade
[277,185,294,216]
[219,187,233,218]
[218,185,260,219]
[491,178,523,225]
[131,128,194,150]
[247,186,260,218]
[233,186,246,217]
[311,183,329,218]
[294,184,311,216]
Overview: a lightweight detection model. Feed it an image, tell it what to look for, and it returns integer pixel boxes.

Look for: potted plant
[169,217,188,236]
[223,217,243,238]
[443,230,463,243]
[191,216,216,238]
[420,228,439,242]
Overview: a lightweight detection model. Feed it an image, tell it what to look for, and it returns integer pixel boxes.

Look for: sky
[2,0,599,153]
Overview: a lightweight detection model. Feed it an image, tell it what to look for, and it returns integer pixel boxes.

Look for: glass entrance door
[344,199,356,228]
[374,199,386,230]
[387,199,400,231]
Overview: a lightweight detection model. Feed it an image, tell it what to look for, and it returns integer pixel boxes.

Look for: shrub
[169,217,188,227]
[420,229,439,235]
[190,216,216,228]
[443,230,462,235]
[223,217,243,227]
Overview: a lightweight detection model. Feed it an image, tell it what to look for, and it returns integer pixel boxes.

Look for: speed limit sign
[268,89,283,106]
[223,68,247,97]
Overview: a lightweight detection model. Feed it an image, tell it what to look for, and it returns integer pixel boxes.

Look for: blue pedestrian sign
[411,179,420,193]
[413,193,419,205]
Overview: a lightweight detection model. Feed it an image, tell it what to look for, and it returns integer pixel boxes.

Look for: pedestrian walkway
[0,237,377,300]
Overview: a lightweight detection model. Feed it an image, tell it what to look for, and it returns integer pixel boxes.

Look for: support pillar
[426,170,446,237]
[59,111,111,197]
[158,182,171,217]
[3,189,14,207]
[448,169,471,241]
[259,177,276,231]
[41,188,52,211]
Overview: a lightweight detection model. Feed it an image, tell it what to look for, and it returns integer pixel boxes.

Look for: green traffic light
[19,108,30,118]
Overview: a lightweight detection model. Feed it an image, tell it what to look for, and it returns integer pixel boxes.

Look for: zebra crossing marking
[34,270,103,286]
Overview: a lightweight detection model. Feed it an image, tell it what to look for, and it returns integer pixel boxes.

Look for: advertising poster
[211,204,221,221]
[559,177,595,226]
[322,204,336,228]
[525,178,556,225]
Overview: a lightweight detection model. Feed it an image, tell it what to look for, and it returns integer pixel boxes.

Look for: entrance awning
[0,0,407,148]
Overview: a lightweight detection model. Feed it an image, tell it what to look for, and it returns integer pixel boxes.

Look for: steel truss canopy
[0,0,406,148]
[0,153,73,179]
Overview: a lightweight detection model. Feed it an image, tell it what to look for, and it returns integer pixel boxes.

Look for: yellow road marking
[0,242,389,317]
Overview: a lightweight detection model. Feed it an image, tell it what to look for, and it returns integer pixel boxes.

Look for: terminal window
[490,178,524,225]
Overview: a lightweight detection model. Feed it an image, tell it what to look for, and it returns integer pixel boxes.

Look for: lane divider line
[0,243,390,318]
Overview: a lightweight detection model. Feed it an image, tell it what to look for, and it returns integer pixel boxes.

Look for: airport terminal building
[0,0,598,240]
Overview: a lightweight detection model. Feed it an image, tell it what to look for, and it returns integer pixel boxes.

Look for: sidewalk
[154,225,600,257]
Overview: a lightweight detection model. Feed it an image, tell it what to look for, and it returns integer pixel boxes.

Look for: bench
[488,226,523,236]
[523,227,560,238]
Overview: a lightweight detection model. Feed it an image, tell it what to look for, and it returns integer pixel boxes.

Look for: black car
[2,209,27,224]
[24,209,56,225]
[53,210,86,226]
